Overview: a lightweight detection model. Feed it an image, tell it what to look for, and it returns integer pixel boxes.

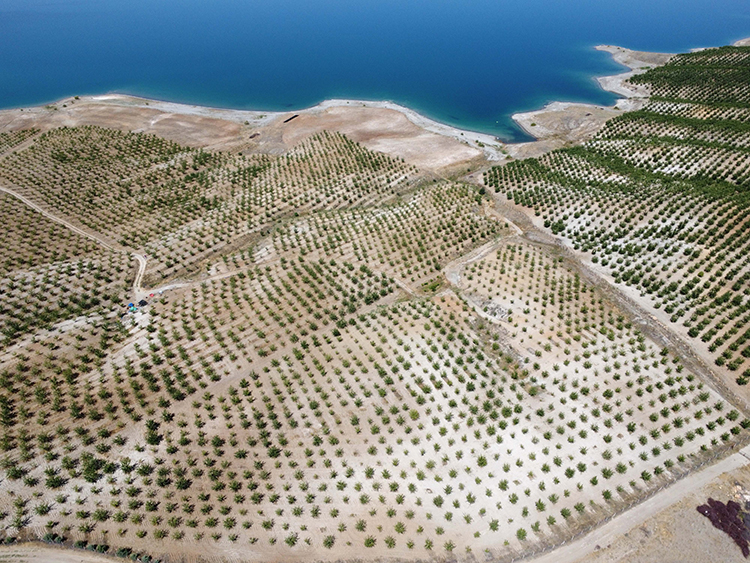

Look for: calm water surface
[1,0,749,141]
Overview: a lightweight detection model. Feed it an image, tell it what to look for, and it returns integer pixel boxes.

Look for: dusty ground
[0,95,490,176]
[597,45,674,69]
[521,444,750,563]
[0,543,113,563]
[594,45,673,98]
[573,460,750,563]
[0,98,249,152]
[267,104,486,175]
[509,103,625,159]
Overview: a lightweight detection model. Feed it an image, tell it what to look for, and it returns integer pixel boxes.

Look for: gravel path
[526,445,750,563]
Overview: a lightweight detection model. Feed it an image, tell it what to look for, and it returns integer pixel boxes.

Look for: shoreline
[2,37,748,171]
[80,42,676,163]
[87,42,675,158]
[507,45,674,157]
[89,94,510,162]
[509,36,750,154]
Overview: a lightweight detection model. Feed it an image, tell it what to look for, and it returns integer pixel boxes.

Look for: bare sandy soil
[509,103,625,159]
[269,104,486,175]
[573,459,750,563]
[0,99,247,152]
[0,543,113,563]
[0,95,490,176]
[594,45,673,97]
[522,445,750,563]
[597,45,674,69]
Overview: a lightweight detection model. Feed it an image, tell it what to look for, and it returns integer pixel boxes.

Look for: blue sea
[1,0,749,142]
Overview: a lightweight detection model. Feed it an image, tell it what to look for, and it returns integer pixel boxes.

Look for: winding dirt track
[0,183,145,302]
[132,253,147,299]
[0,184,115,251]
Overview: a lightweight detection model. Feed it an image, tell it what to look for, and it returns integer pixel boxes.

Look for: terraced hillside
[486,46,750,395]
[0,44,749,563]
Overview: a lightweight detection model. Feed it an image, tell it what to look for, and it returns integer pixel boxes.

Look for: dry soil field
[0,43,749,563]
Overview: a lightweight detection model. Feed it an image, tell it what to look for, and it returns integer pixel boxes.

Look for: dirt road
[0,543,113,563]
[444,235,511,287]
[524,445,750,563]
[0,184,115,251]
[132,253,147,300]
[0,183,150,305]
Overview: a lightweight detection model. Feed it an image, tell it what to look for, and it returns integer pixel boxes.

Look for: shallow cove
[1,0,749,141]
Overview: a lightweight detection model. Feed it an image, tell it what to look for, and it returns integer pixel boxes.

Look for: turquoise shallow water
[1,0,749,142]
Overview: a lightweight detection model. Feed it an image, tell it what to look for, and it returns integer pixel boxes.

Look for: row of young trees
[484,46,750,386]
